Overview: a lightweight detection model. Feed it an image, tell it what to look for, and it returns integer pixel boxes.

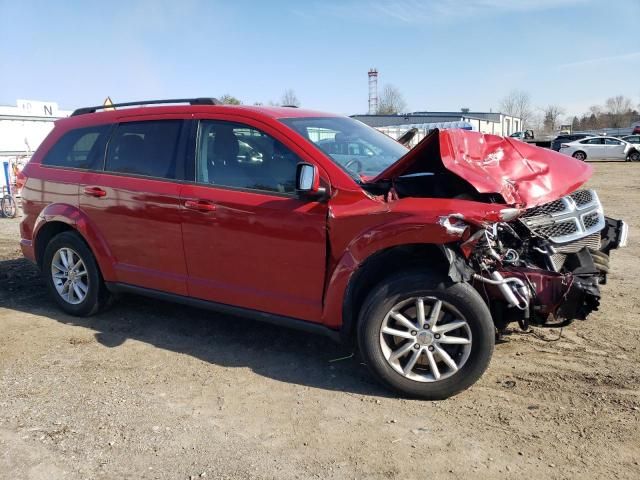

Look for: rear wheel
[357,272,495,399]
[42,231,110,316]
[573,151,586,161]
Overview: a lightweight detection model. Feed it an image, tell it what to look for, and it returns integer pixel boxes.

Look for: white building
[352,111,522,137]
[0,99,71,191]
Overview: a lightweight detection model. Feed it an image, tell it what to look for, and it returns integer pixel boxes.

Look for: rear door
[179,116,329,322]
[79,117,191,295]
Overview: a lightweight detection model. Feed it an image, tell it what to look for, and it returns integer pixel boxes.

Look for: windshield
[279,116,408,180]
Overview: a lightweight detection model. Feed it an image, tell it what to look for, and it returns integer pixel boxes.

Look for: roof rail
[71,97,222,116]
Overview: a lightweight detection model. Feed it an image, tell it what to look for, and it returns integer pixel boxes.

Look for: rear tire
[573,151,587,161]
[42,231,110,316]
[357,272,495,400]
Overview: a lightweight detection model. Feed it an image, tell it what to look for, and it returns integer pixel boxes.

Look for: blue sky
[1,0,638,117]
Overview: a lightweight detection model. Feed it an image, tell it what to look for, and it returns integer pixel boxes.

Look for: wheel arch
[333,243,469,343]
[33,204,116,280]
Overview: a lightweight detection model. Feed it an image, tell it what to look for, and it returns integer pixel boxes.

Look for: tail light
[15,170,26,192]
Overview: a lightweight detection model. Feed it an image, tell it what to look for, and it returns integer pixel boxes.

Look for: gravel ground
[1,162,639,480]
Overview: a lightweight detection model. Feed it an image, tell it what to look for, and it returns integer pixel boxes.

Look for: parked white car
[559,136,640,161]
[621,135,640,149]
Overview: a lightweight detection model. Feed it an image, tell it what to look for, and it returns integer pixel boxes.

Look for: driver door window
[196,121,298,194]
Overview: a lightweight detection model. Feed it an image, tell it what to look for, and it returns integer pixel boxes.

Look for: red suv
[19,98,628,399]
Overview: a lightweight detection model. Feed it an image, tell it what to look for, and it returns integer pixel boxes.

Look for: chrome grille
[583,211,600,229]
[523,198,566,217]
[553,233,602,254]
[520,189,605,244]
[547,233,602,272]
[537,221,579,238]
[571,189,593,207]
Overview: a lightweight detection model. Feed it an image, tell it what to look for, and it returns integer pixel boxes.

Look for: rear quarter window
[42,125,111,169]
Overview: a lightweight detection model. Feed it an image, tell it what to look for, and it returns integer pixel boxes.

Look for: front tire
[357,272,495,400]
[573,151,587,161]
[42,231,110,316]
[628,150,640,162]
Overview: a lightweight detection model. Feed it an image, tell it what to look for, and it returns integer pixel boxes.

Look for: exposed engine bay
[462,189,628,331]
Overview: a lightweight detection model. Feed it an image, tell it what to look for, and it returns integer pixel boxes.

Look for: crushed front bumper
[601,217,629,253]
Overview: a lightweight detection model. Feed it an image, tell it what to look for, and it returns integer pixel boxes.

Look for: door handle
[83,186,107,198]
[184,199,217,212]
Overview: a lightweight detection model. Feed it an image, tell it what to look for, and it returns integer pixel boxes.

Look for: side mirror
[296,163,326,200]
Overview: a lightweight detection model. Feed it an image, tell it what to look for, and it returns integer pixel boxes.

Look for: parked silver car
[621,135,640,149]
[559,136,640,161]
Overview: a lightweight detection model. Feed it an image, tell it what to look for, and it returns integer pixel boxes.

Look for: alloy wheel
[51,247,89,305]
[379,296,472,382]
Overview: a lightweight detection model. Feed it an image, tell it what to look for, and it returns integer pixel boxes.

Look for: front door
[179,118,328,322]
[79,118,190,295]
[580,138,604,158]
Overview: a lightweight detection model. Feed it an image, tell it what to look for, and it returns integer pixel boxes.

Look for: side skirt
[105,282,341,343]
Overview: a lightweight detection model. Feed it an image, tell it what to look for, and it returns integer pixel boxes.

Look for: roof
[57,104,338,128]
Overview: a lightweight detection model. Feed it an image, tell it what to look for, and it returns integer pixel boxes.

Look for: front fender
[321,196,510,331]
[321,218,466,329]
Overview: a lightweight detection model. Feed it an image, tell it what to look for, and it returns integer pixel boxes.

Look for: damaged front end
[462,189,628,330]
[365,128,628,332]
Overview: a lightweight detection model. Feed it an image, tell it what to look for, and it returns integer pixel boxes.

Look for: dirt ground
[1,163,638,480]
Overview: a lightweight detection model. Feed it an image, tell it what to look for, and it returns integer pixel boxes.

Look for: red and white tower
[368,68,378,114]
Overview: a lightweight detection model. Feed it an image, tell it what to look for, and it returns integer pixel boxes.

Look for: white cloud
[305,0,590,24]
[557,51,640,69]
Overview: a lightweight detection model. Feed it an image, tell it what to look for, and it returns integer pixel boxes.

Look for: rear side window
[105,120,184,179]
[43,125,111,169]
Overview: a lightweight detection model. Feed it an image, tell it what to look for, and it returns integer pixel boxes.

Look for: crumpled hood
[369,129,593,208]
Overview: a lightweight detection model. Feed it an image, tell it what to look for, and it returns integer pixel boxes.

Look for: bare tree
[605,95,633,127]
[281,89,300,107]
[542,104,565,133]
[605,95,633,116]
[377,84,407,114]
[219,94,241,105]
[499,90,532,127]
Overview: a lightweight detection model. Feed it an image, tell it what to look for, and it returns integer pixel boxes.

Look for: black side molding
[105,282,341,343]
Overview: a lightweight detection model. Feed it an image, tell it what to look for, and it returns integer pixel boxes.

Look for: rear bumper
[20,239,36,263]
